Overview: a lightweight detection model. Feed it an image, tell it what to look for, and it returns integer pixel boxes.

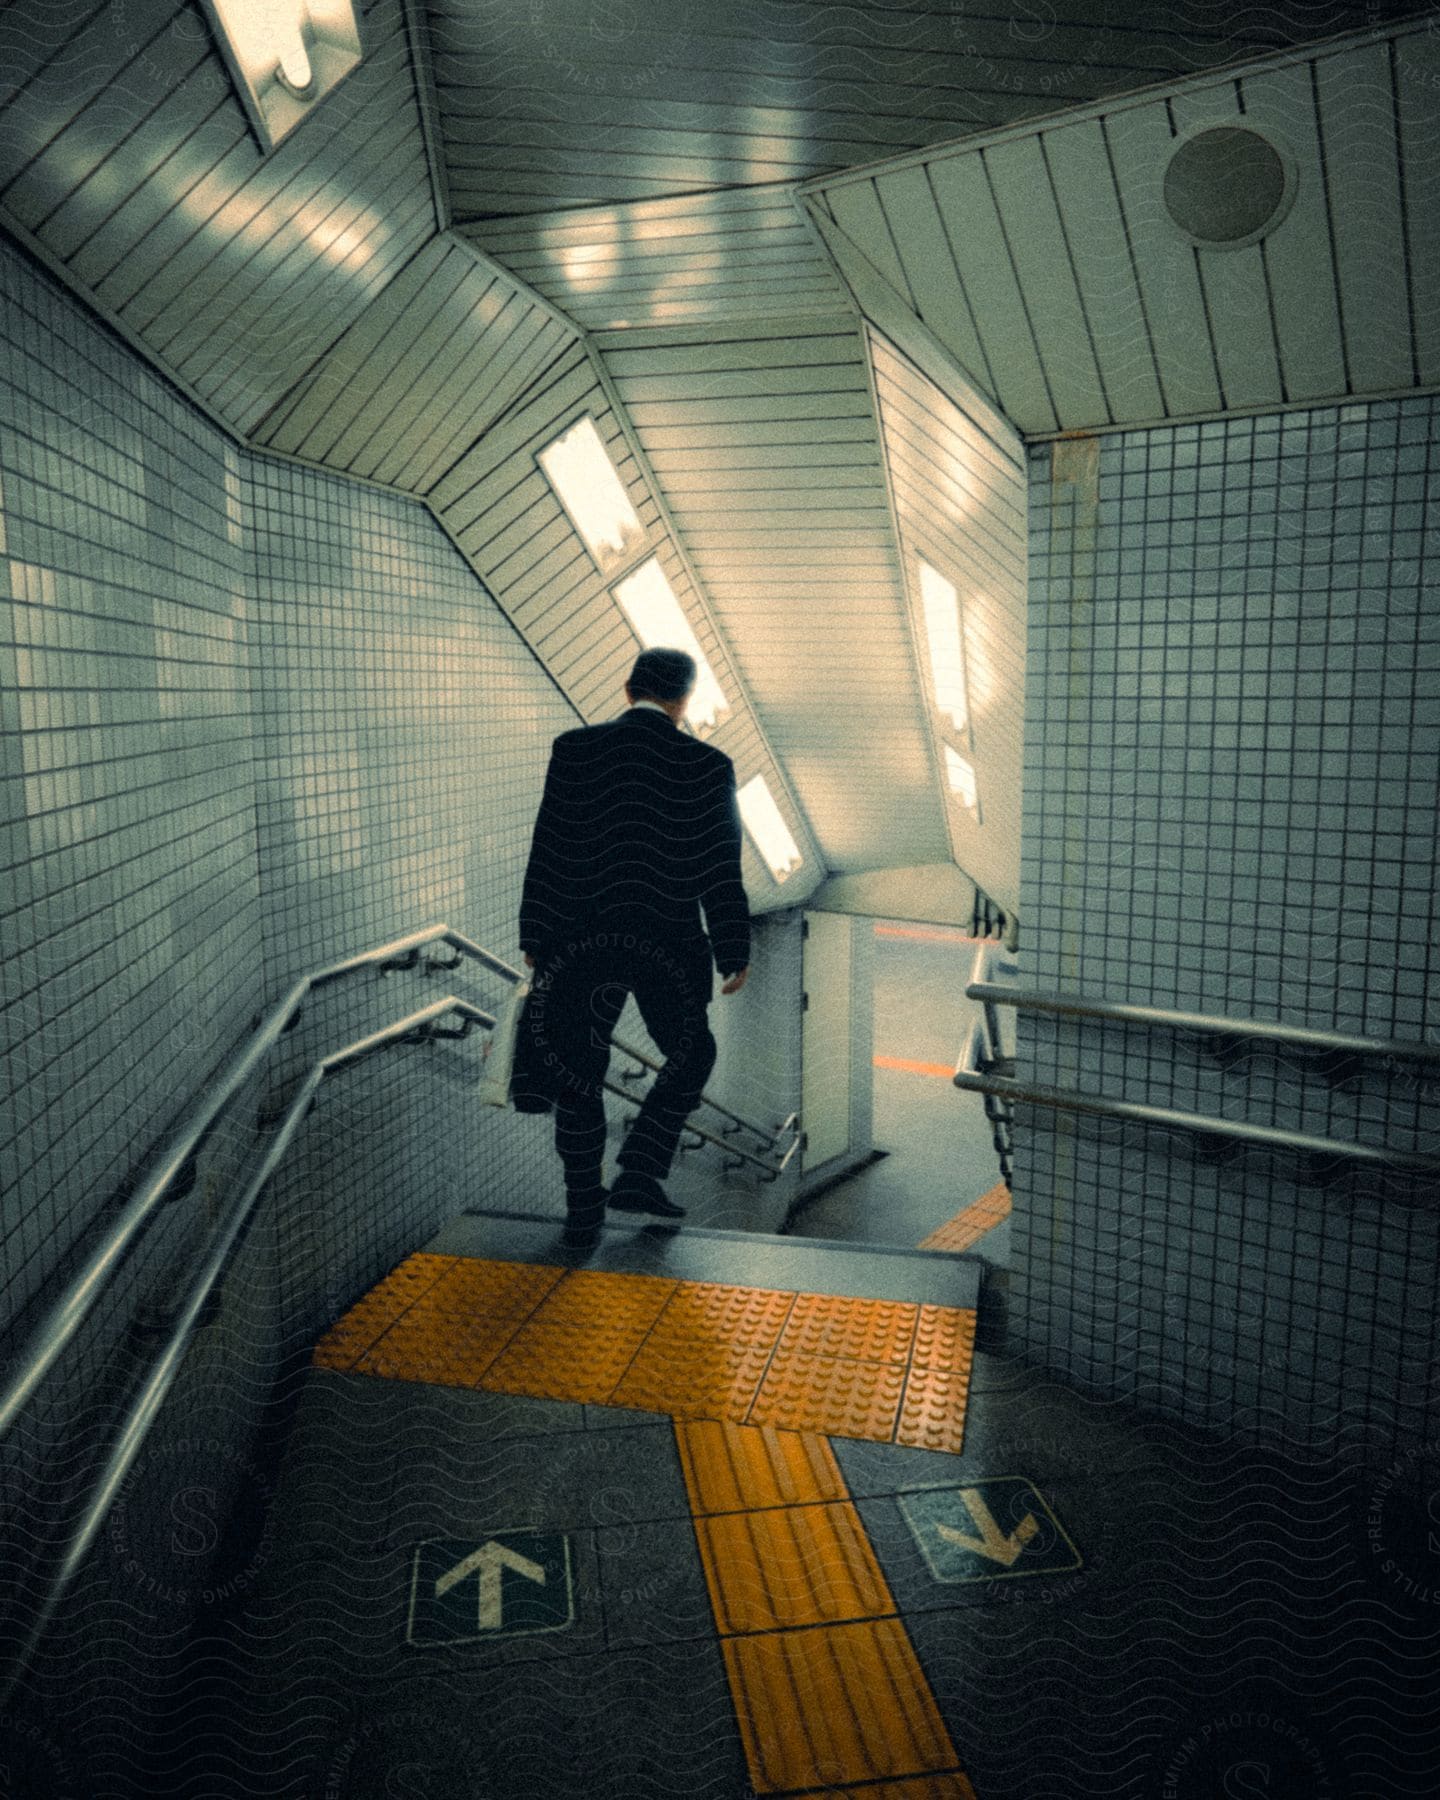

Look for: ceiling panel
[251,235,575,488]
[868,330,1027,918]
[802,21,1440,434]
[459,186,844,329]
[598,320,953,874]
[1317,41,1415,394]
[427,0,1411,219]
[428,341,821,909]
[0,0,437,437]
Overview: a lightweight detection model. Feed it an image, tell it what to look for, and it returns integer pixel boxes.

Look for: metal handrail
[0,979,799,1704]
[951,1066,1440,1176]
[965,980,1440,1065]
[955,949,1440,1176]
[0,923,788,1444]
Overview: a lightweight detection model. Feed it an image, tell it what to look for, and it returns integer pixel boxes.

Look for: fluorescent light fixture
[612,557,729,733]
[918,559,970,734]
[944,746,979,814]
[737,775,803,883]
[538,415,645,573]
[202,0,362,151]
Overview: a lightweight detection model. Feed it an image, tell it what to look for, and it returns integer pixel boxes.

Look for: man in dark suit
[518,647,752,1248]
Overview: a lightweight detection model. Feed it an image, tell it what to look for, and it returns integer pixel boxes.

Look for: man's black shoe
[607,1172,686,1219]
[560,1190,606,1250]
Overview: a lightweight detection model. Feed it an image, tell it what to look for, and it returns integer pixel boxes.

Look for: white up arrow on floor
[435,1540,547,1629]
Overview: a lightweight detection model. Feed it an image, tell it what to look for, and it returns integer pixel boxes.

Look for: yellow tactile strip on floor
[675,1419,849,1515]
[695,1500,896,1633]
[918,1182,1012,1253]
[315,1256,976,1452]
[722,1618,965,1793]
[674,1421,977,1798]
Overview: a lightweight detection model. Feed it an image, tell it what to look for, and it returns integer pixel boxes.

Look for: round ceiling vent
[1162,125,1296,249]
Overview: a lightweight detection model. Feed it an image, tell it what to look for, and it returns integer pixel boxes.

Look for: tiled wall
[1016,398,1439,1451]
[0,237,262,1345]
[0,236,700,1757]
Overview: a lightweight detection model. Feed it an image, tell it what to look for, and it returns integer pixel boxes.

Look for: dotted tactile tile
[315,1261,976,1454]
[895,1367,971,1454]
[777,1294,919,1364]
[918,1183,1012,1253]
[911,1306,978,1374]
[476,1319,651,1405]
[423,1257,566,1319]
[613,1342,774,1422]
[354,1310,520,1389]
[525,1267,677,1333]
[675,1420,848,1517]
[695,1500,896,1635]
[311,1254,458,1370]
[722,1618,963,1793]
[647,1282,797,1350]
[747,1353,906,1442]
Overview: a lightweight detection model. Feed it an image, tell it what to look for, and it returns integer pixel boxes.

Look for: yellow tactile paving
[695,1500,896,1635]
[675,1421,848,1516]
[423,1256,565,1318]
[778,1294,919,1364]
[476,1319,654,1404]
[723,1618,964,1793]
[613,1341,774,1421]
[523,1267,676,1333]
[311,1254,459,1370]
[354,1310,518,1388]
[748,1352,907,1441]
[315,1257,975,1451]
[912,1305,978,1373]
[896,1367,972,1454]
[918,1182,1013,1253]
[648,1281,797,1350]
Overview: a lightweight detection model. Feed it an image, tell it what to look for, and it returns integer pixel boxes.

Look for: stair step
[431,1209,982,1309]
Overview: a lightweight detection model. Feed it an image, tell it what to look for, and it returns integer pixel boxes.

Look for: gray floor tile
[584,1400,671,1430]
[596,1515,714,1648]
[384,1421,692,1543]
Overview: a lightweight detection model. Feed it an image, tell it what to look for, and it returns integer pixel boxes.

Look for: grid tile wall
[0,236,262,1342]
[1015,398,1440,1452]
[246,453,583,1347]
[0,237,616,1750]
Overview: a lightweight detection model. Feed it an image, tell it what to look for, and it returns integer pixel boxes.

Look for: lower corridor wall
[1014,397,1439,1453]
[244,453,580,1352]
[0,237,593,1772]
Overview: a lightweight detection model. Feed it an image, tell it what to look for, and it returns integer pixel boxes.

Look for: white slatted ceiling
[868,331,1027,918]
[427,342,820,908]
[460,186,844,329]
[251,236,575,487]
[0,0,436,437]
[803,24,1440,434]
[429,0,1395,217]
[598,320,953,875]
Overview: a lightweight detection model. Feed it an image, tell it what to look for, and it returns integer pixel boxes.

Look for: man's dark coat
[519,705,751,977]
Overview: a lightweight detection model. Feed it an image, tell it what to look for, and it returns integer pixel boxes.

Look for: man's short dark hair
[628,647,696,703]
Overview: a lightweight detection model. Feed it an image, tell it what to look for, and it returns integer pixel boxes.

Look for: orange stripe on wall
[873,925,985,945]
[873,1055,955,1079]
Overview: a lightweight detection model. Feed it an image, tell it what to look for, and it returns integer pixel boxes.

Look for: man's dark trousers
[527,926,718,1194]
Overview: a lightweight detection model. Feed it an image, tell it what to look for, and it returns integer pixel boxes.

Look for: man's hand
[720,966,749,995]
